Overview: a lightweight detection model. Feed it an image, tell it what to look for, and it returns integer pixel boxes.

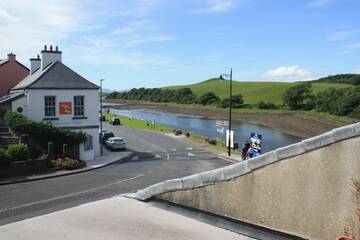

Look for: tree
[283,83,314,110]
[219,94,244,108]
[198,92,220,105]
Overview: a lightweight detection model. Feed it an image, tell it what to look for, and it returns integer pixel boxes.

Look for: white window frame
[44,96,56,117]
[74,95,85,116]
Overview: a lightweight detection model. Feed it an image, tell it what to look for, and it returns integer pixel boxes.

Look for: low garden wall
[0,156,48,179]
[134,123,360,240]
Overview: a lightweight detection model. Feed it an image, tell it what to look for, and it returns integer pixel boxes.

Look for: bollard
[48,142,55,160]
[63,144,68,155]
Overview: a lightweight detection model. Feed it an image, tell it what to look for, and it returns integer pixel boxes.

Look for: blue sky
[0,0,359,90]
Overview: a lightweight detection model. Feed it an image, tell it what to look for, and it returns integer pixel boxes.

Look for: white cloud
[355,69,360,74]
[327,28,360,42]
[189,0,250,14]
[265,65,313,81]
[0,0,175,69]
[307,0,336,8]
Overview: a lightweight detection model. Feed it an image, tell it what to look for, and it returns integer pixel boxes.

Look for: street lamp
[219,68,233,157]
[100,79,105,156]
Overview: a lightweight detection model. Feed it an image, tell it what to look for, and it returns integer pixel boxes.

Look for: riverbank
[102,111,241,157]
[104,99,356,139]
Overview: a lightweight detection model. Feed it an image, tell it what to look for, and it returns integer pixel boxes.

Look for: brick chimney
[7,52,16,62]
[41,45,62,70]
[30,54,41,74]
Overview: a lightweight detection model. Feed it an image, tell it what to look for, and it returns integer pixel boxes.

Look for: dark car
[100,130,114,144]
[111,118,121,125]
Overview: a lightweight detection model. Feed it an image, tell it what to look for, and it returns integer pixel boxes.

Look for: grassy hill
[164,78,351,105]
[310,74,360,85]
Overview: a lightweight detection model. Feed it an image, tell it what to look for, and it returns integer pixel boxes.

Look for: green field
[165,79,352,105]
[102,112,173,133]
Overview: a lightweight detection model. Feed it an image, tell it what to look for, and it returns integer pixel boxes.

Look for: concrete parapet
[223,161,250,180]
[134,122,360,202]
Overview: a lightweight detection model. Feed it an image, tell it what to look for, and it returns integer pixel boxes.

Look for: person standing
[241,140,251,160]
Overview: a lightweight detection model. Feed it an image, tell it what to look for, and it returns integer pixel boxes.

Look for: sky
[0,0,359,90]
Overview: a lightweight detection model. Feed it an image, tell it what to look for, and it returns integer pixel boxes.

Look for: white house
[0,45,100,161]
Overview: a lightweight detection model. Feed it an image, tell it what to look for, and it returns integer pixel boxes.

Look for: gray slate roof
[12,61,99,90]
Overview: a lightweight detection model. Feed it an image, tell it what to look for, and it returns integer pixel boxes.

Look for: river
[110,108,301,153]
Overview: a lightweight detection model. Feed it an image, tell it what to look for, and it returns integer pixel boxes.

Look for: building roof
[0,92,24,104]
[0,59,8,66]
[12,61,99,90]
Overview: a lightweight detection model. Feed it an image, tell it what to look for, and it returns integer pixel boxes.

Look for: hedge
[4,112,86,149]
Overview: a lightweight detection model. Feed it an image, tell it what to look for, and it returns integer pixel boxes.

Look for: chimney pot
[44,45,47,51]
[37,54,40,59]
[55,46,58,51]
[50,45,53,51]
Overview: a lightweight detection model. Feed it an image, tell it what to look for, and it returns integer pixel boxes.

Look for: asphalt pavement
[0,123,231,226]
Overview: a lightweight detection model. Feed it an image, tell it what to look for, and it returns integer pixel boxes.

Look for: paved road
[0,123,232,226]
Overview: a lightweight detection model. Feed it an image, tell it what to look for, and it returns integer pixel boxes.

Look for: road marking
[186,147,193,150]
[187,152,196,156]
[166,153,170,160]
[131,156,139,160]
[169,149,177,151]
[0,174,145,215]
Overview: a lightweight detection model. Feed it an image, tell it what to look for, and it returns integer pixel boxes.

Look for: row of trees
[283,82,360,118]
[107,88,245,108]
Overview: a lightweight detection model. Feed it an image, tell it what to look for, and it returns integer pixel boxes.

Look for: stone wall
[134,123,360,239]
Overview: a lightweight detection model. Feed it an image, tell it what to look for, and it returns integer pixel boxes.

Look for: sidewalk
[0,149,131,185]
[0,196,254,240]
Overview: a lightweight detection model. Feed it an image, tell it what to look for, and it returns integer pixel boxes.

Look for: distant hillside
[164,78,351,105]
[310,74,360,85]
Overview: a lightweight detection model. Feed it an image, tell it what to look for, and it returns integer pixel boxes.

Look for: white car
[105,137,127,150]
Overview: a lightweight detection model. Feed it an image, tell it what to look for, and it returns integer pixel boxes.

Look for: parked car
[111,118,121,125]
[100,130,114,144]
[105,137,126,150]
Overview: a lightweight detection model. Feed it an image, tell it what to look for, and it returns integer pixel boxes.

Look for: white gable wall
[17,89,100,161]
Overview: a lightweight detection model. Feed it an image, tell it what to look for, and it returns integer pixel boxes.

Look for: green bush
[4,112,86,150]
[199,92,220,105]
[218,94,244,108]
[5,143,29,162]
[258,101,278,109]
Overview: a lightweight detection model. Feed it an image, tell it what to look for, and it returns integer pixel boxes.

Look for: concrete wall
[134,123,360,240]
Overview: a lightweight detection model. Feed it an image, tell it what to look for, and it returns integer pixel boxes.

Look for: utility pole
[100,79,105,156]
[220,69,233,157]
[228,68,233,157]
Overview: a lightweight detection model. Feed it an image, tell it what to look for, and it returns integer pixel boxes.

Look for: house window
[44,96,56,117]
[84,134,93,151]
[74,96,85,116]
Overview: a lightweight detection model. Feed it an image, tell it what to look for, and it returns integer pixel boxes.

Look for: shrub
[5,143,29,162]
[218,94,244,108]
[258,101,278,109]
[50,157,86,170]
[199,92,220,105]
[4,112,86,150]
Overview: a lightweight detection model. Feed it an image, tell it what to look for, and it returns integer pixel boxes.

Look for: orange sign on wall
[59,102,72,115]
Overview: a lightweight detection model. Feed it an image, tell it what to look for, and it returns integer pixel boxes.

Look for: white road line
[186,147,193,150]
[0,174,145,214]
[166,153,170,160]
[169,149,177,151]
[187,152,196,156]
